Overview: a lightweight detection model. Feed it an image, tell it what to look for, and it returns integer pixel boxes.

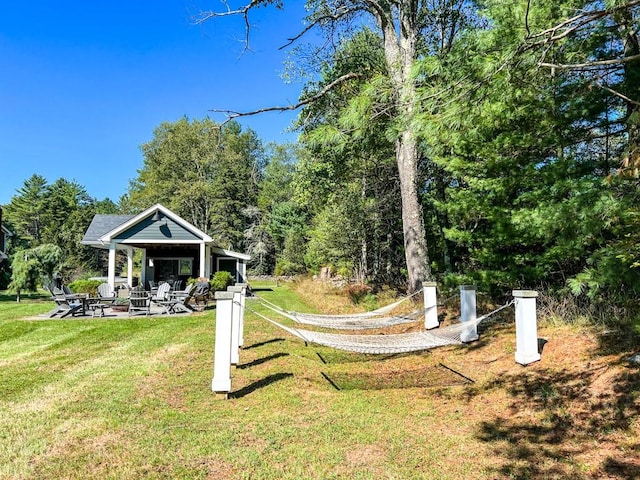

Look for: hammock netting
[253,306,511,355]
[258,289,425,330]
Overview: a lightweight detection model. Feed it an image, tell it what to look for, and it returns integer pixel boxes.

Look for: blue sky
[0,1,311,205]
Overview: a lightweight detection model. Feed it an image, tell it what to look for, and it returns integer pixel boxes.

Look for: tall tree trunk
[379,4,432,292]
[397,131,431,291]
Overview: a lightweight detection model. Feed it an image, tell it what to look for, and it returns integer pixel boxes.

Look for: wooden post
[460,285,479,342]
[227,286,243,366]
[211,291,234,396]
[236,283,248,348]
[512,290,541,365]
[423,281,439,329]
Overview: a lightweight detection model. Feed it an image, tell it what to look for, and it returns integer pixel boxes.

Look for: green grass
[1,281,638,479]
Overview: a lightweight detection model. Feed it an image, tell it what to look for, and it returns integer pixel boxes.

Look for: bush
[68,279,102,295]
[210,271,234,292]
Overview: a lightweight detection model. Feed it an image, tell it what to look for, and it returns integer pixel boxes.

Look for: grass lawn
[1,280,639,479]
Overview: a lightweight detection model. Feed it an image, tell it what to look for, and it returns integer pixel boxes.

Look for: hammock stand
[212,287,542,398]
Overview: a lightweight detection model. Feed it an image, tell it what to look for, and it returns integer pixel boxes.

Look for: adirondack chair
[96,283,117,304]
[193,281,211,309]
[128,286,150,316]
[165,283,196,314]
[48,289,85,318]
[152,282,171,301]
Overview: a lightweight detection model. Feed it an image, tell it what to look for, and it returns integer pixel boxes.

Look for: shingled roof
[81,214,135,245]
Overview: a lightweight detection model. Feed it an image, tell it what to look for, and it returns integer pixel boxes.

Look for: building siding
[114,216,200,242]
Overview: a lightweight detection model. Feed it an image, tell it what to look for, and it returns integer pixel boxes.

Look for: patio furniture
[89,302,109,317]
[128,286,150,316]
[97,283,117,304]
[152,282,171,301]
[48,289,85,318]
[193,281,211,308]
[164,283,197,314]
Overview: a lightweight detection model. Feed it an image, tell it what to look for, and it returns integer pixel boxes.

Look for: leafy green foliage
[8,244,63,301]
[210,271,234,291]
[129,117,263,251]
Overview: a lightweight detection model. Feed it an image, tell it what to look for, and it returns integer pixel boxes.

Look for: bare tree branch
[539,53,640,70]
[210,72,360,124]
[595,81,640,107]
[279,7,354,50]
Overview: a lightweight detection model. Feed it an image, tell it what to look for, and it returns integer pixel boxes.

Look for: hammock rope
[250,300,514,355]
[256,288,424,330]
[259,301,425,330]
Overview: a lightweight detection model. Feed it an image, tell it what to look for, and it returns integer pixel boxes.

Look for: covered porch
[81,204,249,292]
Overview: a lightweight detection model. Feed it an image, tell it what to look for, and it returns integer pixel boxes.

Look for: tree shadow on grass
[230,372,293,399]
[471,364,640,479]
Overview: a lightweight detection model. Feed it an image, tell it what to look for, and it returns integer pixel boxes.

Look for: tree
[196,0,475,292]
[9,244,62,302]
[129,117,264,250]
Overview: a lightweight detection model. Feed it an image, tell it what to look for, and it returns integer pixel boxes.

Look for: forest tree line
[2,0,640,309]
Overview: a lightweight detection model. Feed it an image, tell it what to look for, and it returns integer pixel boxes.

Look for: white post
[236,283,248,348]
[228,286,243,366]
[199,242,206,278]
[460,285,479,342]
[126,246,134,289]
[513,290,541,365]
[140,249,147,288]
[212,291,234,396]
[204,245,212,278]
[108,242,117,293]
[423,281,439,329]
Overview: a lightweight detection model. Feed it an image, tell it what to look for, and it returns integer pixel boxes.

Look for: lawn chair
[165,283,196,314]
[128,286,150,316]
[193,281,211,309]
[48,290,85,318]
[152,282,171,301]
[97,283,117,304]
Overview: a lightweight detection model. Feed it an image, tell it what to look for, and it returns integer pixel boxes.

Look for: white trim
[1,225,13,237]
[211,246,251,261]
[99,204,213,243]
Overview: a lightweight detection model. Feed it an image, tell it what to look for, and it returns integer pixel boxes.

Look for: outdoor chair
[48,290,85,318]
[193,281,211,309]
[164,283,196,314]
[128,286,150,316]
[152,282,171,301]
[151,282,175,314]
[96,282,117,304]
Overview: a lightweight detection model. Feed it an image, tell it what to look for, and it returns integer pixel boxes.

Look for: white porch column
[513,290,541,365]
[236,283,248,348]
[227,286,243,365]
[140,249,147,288]
[126,246,134,288]
[199,242,206,278]
[108,242,117,292]
[460,285,479,343]
[238,260,246,283]
[204,245,211,278]
[423,281,439,330]
[212,291,234,396]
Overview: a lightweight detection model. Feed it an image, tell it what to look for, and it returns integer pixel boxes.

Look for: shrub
[210,271,234,292]
[68,279,102,295]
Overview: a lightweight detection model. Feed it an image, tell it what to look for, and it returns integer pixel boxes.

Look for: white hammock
[260,301,424,330]
[253,302,513,355]
[257,288,423,327]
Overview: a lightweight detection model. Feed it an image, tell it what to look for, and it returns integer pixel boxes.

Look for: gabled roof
[81,214,135,245]
[100,204,213,244]
[1,224,13,237]
[80,204,249,260]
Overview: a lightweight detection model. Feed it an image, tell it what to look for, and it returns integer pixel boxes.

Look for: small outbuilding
[81,204,250,291]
